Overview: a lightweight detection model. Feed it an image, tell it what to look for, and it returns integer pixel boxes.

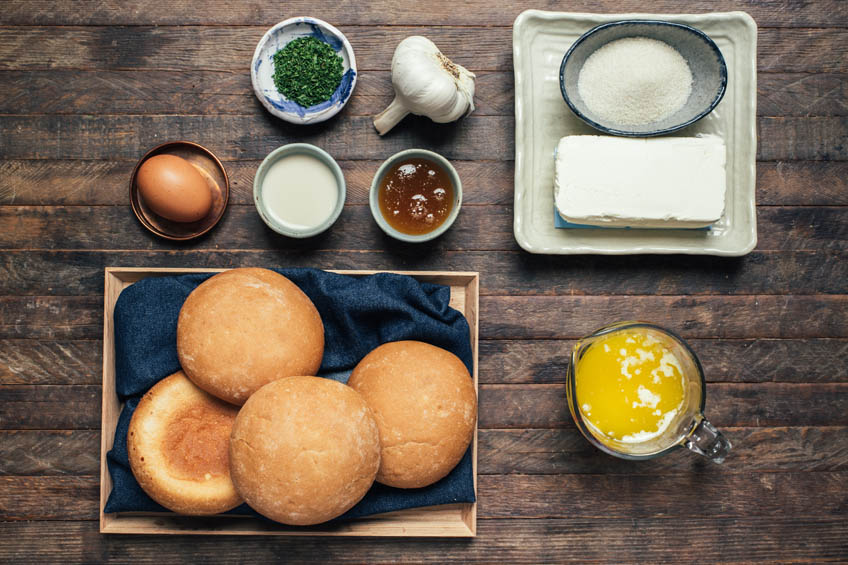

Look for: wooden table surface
[1,1,846,562]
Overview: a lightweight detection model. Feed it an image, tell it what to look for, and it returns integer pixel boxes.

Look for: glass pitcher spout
[683,417,732,463]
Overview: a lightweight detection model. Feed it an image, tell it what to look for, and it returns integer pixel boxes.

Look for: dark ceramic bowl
[559,20,727,137]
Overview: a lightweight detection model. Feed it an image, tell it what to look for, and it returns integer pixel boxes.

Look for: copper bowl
[130,141,229,241]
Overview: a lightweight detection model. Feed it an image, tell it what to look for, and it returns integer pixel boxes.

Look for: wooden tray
[100,267,479,537]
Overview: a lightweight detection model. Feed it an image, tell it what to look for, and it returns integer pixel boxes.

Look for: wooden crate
[100,267,479,537]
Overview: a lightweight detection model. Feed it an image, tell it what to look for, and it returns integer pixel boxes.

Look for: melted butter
[576,330,685,444]
[378,157,454,235]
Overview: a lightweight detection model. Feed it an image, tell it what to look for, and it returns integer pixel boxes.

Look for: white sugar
[577,37,693,126]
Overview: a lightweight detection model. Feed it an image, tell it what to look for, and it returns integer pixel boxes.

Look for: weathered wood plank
[480,295,848,339]
[3,160,846,207]
[478,472,848,519]
[0,517,846,563]
[759,116,848,160]
[1,206,846,252]
[757,73,848,117]
[0,430,99,475]
[479,338,848,384]
[477,383,848,429]
[757,161,848,205]
[1,250,847,299]
[0,27,846,73]
[3,294,846,341]
[2,70,844,118]
[1,115,845,161]
[0,296,101,340]
[2,1,846,27]
[479,427,848,475]
[2,426,843,477]
[5,337,846,387]
[1,383,845,430]
[2,472,846,520]
[0,339,99,385]
[0,385,101,429]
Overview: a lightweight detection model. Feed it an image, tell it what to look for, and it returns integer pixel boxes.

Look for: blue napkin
[104,268,476,522]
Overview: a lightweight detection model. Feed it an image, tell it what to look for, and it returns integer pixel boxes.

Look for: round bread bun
[229,376,380,526]
[177,268,324,405]
[127,371,242,515]
[347,340,477,488]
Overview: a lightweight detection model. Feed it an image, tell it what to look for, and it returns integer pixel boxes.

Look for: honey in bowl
[575,329,686,445]
[378,157,454,235]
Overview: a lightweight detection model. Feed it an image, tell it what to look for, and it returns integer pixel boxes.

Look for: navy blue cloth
[105,268,476,521]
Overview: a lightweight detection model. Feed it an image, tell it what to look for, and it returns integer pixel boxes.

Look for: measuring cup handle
[683,417,732,463]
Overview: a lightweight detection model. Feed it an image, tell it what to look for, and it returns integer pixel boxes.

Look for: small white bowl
[253,144,346,238]
[251,17,357,125]
[369,149,462,243]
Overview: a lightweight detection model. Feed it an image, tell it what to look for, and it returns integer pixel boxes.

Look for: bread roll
[127,371,242,515]
[177,268,324,405]
[347,340,476,488]
[229,376,380,526]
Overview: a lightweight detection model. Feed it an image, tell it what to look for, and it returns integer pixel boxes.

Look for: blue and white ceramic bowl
[251,17,357,125]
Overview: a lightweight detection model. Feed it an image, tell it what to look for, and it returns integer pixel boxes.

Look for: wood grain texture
[1,115,846,161]
[0,26,846,73]
[1,205,846,252]
[2,472,846,520]
[478,427,848,475]
[2,250,847,298]
[0,518,845,564]
[2,0,847,27]
[2,70,845,118]
[3,160,848,207]
[5,337,846,386]
[0,339,99,384]
[480,295,848,339]
[2,426,844,477]
[0,430,99,475]
[2,383,846,430]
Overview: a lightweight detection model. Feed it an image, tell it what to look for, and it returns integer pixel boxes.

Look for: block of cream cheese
[554,135,726,228]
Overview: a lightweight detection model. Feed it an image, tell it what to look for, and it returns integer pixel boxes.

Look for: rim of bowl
[129,140,230,241]
[253,143,346,238]
[559,20,728,137]
[250,16,357,125]
[369,149,463,243]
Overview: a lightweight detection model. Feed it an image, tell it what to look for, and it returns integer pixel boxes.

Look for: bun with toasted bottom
[127,371,242,515]
[347,340,477,488]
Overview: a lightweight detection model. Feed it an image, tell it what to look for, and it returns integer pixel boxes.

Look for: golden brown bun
[177,268,324,405]
[347,340,477,488]
[127,371,242,515]
[229,376,380,526]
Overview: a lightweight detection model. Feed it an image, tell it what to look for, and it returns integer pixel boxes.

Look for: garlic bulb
[373,36,476,135]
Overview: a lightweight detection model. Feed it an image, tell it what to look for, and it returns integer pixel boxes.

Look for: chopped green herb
[272,36,344,108]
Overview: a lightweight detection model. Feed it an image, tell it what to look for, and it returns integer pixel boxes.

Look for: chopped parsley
[272,36,344,108]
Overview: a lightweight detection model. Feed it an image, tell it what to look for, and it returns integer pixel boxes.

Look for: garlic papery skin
[373,36,476,135]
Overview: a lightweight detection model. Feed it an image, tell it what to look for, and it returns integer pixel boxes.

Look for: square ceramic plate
[513,10,758,255]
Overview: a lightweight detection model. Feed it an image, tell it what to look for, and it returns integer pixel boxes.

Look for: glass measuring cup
[566,321,731,462]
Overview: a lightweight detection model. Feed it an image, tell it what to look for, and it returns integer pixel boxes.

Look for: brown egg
[137,154,212,223]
